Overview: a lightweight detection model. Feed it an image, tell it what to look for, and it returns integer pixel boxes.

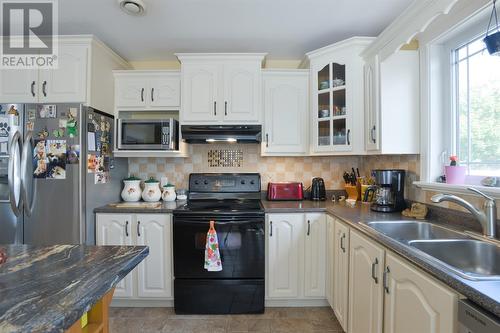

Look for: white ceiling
[58,0,413,61]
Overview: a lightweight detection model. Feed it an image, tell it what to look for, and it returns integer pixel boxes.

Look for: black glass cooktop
[174,199,264,214]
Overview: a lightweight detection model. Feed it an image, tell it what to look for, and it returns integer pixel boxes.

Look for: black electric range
[172,173,265,314]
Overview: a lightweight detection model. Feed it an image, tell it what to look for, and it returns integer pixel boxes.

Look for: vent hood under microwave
[181,125,262,143]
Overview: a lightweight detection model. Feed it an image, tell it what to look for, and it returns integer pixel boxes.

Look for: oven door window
[121,122,162,145]
[173,218,265,279]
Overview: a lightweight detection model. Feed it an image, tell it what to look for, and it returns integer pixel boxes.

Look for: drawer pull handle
[307,220,311,236]
[270,221,273,237]
[137,221,141,237]
[125,221,129,237]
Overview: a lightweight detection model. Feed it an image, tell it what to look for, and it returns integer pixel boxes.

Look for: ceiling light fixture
[118,0,146,16]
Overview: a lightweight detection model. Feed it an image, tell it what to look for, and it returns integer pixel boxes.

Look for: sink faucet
[431,188,497,239]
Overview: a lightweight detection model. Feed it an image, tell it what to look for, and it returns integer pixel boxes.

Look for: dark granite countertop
[0,244,148,333]
[94,198,500,317]
[264,199,500,318]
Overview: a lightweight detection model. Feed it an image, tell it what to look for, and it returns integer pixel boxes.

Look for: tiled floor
[109,307,344,333]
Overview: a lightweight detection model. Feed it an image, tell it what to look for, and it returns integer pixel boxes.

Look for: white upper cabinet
[176,54,265,124]
[223,62,260,122]
[303,213,327,298]
[0,69,38,103]
[348,230,385,333]
[0,36,128,113]
[180,63,220,122]
[383,252,458,333]
[114,71,181,110]
[136,214,172,299]
[39,44,88,103]
[306,37,374,155]
[261,70,309,156]
[364,50,419,154]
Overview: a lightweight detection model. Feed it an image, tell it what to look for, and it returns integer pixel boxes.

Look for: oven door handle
[174,219,263,225]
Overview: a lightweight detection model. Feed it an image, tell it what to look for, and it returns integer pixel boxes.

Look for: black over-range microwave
[117,119,178,150]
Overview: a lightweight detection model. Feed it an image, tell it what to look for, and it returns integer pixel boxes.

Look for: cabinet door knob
[371,258,379,284]
[125,221,129,237]
[137,221,141,237]
[42,81,47,97]
[383,266,390,294]
[31,81,36,97]
[141,88,144,102]
[151,88,154,102]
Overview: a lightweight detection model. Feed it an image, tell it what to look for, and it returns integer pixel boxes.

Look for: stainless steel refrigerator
[0,103,127,245]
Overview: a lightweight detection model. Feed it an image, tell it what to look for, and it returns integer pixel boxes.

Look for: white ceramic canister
[142,178,162,202]
[162,185,176,202]
[121,176,142,202]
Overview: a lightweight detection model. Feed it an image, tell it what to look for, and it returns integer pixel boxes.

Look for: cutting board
[109,202,162,209]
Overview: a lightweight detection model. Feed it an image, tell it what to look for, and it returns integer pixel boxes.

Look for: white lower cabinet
[135,214,173,298]
[96,213,173,300]
[267,214,303,298]
[333,218,350,332]
[304,213,327,297]
[348,230,384,333]
[266,213,326,301]
[343,229,458,333]
[383,252,458,333]
[326,215,335,308]
[95,214,134,298]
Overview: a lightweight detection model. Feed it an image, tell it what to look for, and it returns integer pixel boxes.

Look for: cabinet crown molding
[305,36,375,60]
[175,53,267,63]
[360,0,462,60]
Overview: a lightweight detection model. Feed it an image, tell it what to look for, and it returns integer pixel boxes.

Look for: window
[452,36,500,176]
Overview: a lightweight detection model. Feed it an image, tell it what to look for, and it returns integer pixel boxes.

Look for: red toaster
[267,182,304,201]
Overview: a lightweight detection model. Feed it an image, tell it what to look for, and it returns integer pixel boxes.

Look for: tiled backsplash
[128,144,419,194]
[128,146,500,218]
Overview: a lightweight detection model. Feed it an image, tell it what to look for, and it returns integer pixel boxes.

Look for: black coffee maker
[363,169,406,212]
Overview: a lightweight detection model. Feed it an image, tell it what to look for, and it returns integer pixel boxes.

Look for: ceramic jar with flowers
[142,177,162,202]
[121,175,142,202]
[445,156,466,184]
[162,184,177,202]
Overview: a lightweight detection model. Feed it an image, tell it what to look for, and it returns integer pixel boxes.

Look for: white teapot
[121,176,142,202]
[162,184,176,202]
[142,177,161,202]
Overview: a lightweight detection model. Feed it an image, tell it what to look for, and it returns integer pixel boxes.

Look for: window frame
[448,33,500,176]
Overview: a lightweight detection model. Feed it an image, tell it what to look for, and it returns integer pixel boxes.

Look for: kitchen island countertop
[0,244,148,333]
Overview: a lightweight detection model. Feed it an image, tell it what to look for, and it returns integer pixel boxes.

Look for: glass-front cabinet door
[313,62,351,152]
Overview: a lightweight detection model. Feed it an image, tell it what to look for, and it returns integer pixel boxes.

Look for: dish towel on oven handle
[204,220,222,271]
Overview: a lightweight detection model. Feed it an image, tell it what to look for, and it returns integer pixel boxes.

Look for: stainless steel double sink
[365,221,500,281]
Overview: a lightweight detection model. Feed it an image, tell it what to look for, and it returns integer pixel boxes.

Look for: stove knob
[194,180,199,185]
[241,180,246,185]
[204,180,208,185]
[250,180,255,185]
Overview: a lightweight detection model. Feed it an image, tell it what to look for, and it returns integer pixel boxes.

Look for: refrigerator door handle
[8,131,23,217]
[21,131,36,216]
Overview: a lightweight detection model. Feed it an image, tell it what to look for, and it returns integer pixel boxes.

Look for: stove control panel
[189,173,261,193]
